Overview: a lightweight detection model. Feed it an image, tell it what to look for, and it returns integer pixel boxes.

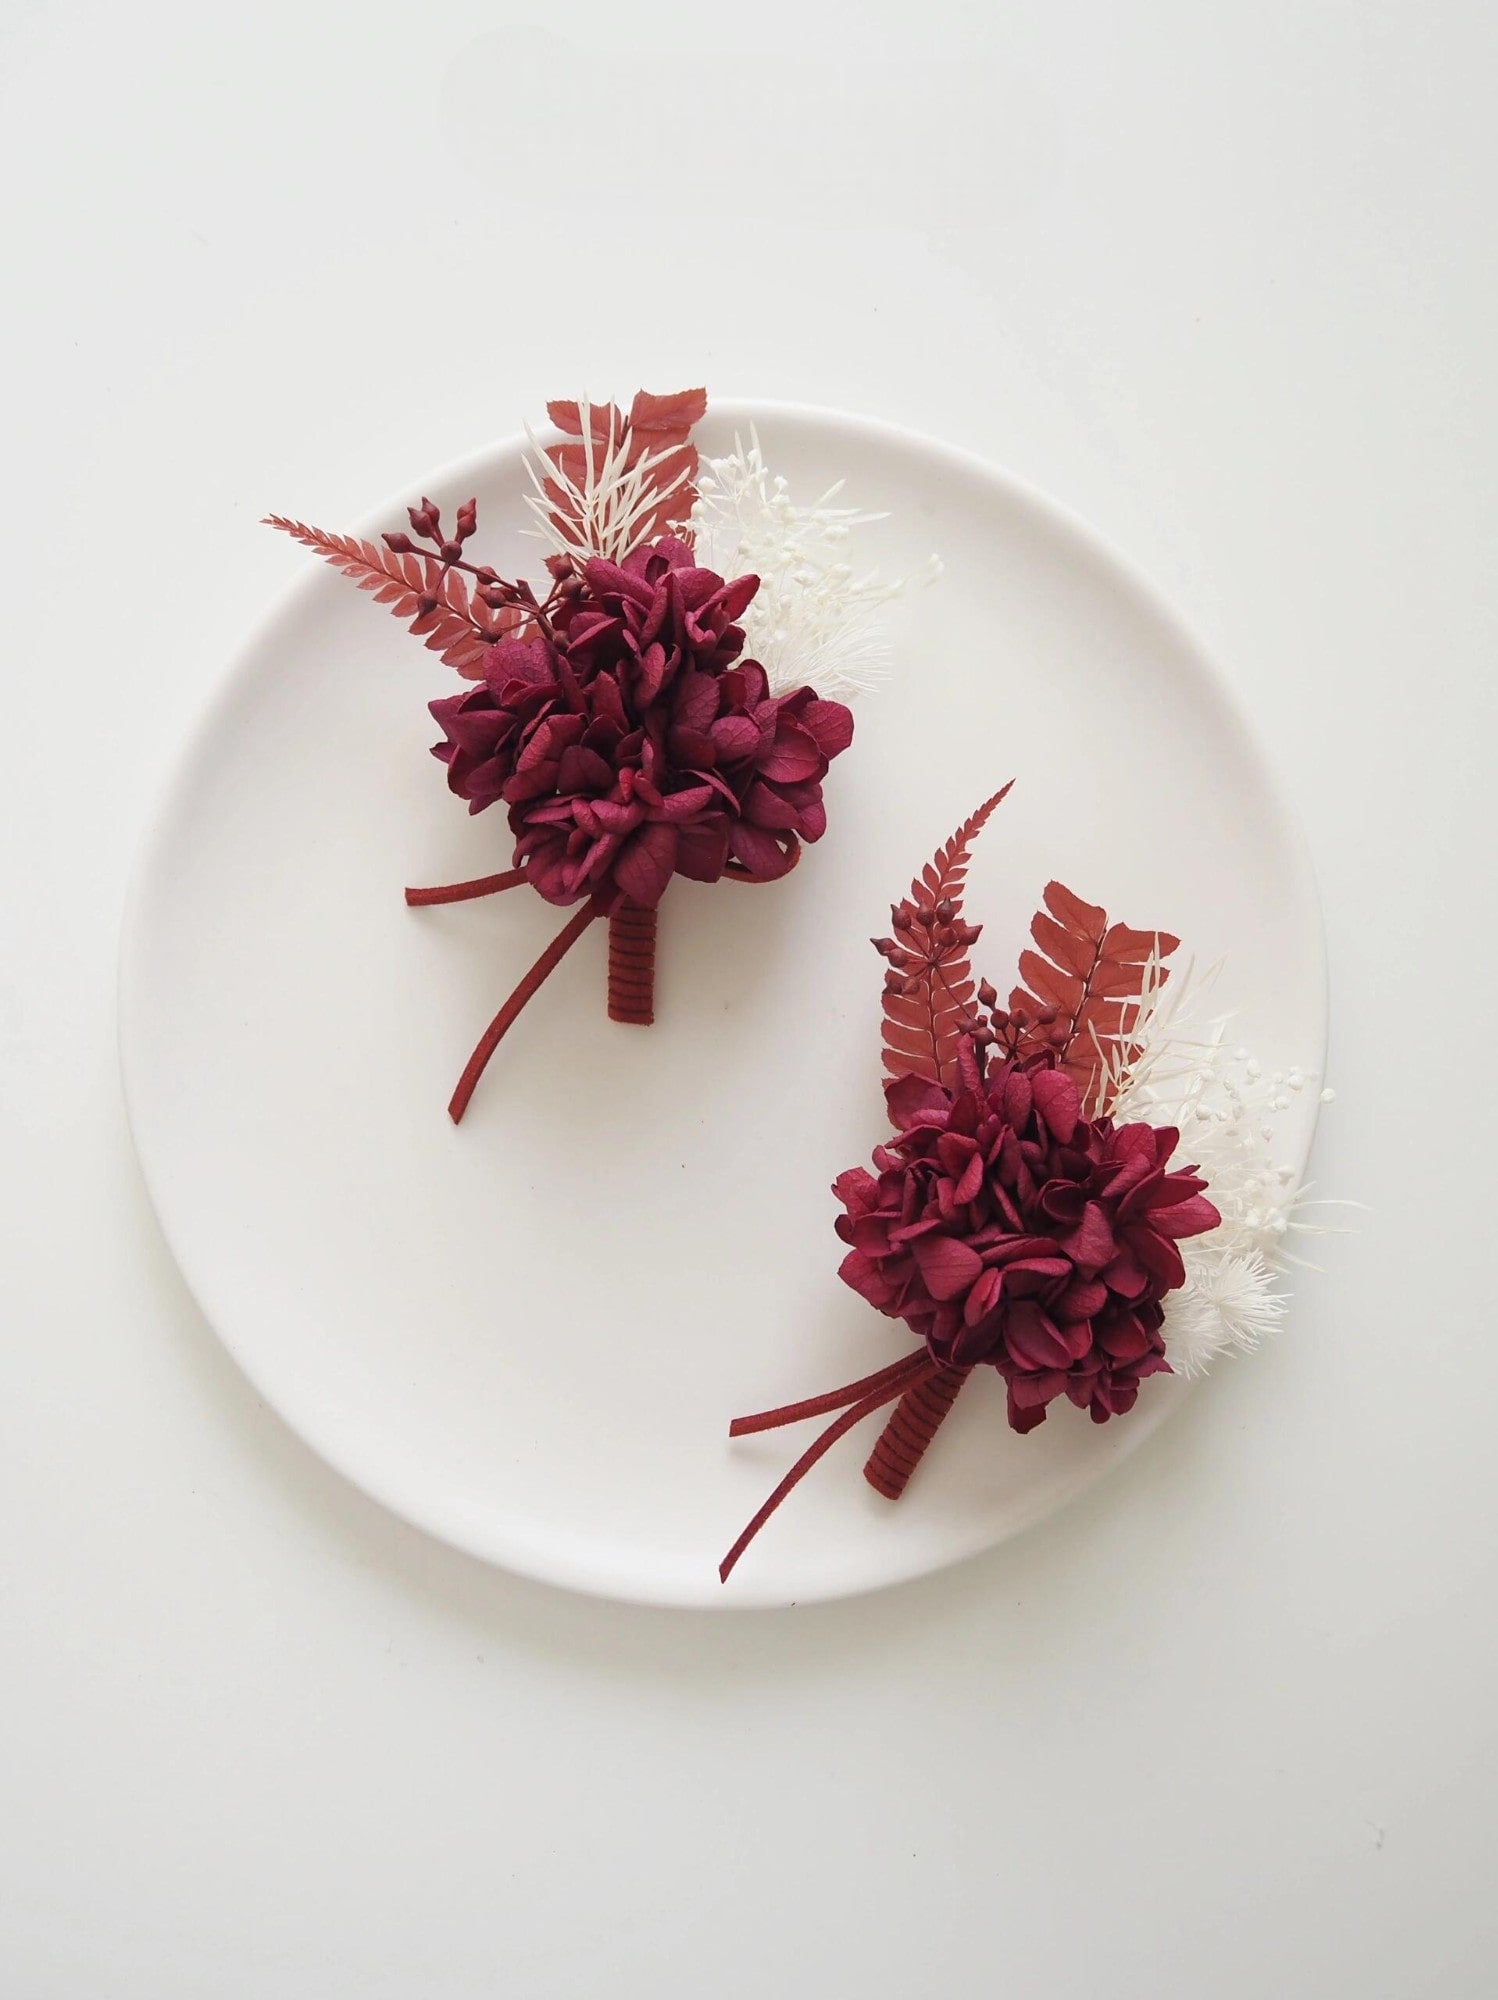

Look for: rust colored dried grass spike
[877,782,1012,1094]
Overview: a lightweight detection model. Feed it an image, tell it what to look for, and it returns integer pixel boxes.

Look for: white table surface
[2,2,1493,1993]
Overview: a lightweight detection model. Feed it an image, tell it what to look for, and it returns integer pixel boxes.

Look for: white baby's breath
[688,429,939,699]
[1101,962,1335,1380]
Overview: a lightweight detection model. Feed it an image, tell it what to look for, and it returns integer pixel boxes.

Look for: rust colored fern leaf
[263,516,495,679]
[879,783,1013,1098]
[1008,882,1178,1110]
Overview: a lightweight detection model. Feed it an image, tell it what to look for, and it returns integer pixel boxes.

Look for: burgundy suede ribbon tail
[447,904,600,1123]
[405,868,528,906]
[720,1350,935,1583]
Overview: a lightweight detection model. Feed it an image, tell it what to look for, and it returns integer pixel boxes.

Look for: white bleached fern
[521,400,694,567]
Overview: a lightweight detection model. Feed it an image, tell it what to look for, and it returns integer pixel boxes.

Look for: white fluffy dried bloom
[1165,1251,1288,1379]
[688,429,939,699]
[1102,964,1329,1379]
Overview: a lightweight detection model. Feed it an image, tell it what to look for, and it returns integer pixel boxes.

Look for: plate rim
[118,397,1329,1608]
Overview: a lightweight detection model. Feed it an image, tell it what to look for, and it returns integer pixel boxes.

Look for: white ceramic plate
[119,403,1325,1608]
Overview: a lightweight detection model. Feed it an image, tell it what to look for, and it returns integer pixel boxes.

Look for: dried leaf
[263,515,492,679]
[546,399,623,444]
[1008,882,1179,1110]
[628,386,707,437]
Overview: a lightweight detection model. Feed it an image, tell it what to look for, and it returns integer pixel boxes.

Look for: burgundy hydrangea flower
[832,1051,1220,1432]
[428,537,853,914]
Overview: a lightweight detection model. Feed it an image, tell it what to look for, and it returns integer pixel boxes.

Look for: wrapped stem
[863,1362,969,1500]
[607,903,657,1025]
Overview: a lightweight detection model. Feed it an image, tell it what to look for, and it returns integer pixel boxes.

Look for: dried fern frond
[878,785,1013,1098]
[263,516,501,679]
[1009,883,1179,1114]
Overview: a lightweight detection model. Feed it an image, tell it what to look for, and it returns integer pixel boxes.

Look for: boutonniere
[722,787,1333,1581]
[268,388,929,1120]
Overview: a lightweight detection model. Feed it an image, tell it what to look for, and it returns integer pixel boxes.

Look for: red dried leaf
[541,386,706,554]
[263,516,494,680]
[879,784,1013,1102]
[546,399,624,444]
[632,441,700,542]
[629,386,707,438]
[1008,881,1179,1110]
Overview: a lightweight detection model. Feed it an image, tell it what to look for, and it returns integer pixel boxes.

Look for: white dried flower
[688,429,939,699]
[1165,1251,1288,1379]
[1100,961,1333,1378]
